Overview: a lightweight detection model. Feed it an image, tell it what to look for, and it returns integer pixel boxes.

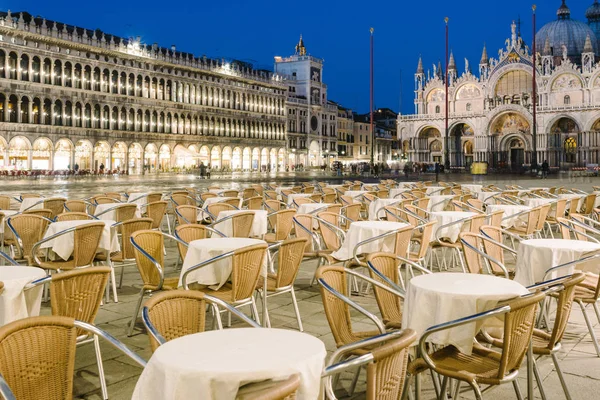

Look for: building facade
[275,37,338,169]
[398,1,600,171]
[336,106,354,162]
[0,10,288,173]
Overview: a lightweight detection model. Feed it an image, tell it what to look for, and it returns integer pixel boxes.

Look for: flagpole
[444,17,450,171]
[370,27,375,167]
[532,5,538,172]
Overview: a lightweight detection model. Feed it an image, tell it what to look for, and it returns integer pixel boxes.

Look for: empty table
[427,195,455,212]
[40,220,120,261]
[132,328,326,400]
[330,221,408,261]
[368,198,404,220]
[403,273,528,354]
[478,191,501,204]
[429,211,476,243]
[94,203,142,220]
[461,184,483,193]
[344,190,369,199]
[486,204,531,228]
[203,197,242,209]
[286,193,313,206]
[0,266,46,326]
[179,238,267,289]
[514,239,600,286]
[214,210,268,238]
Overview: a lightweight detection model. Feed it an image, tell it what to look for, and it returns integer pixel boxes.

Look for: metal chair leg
[93,334,109,400]
[127,288,145,336]
[349,366,361,396]
[593,302,600,325]
[578,300,600,357]
[110,263,118,303]
[532,356,547,400]
[250,296,261,325]
[290,288,303,332]
[552,352,572,400]
[513,380,524,400]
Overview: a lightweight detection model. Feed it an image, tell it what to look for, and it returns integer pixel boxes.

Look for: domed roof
[587,0,600,21]
[536,1,599,58]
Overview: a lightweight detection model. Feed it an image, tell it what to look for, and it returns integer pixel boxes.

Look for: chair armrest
[352,229,403,266]
[541,253,600,283]
[0,250,19,266]
[31,226,80,266]
[181,250,235,289]
[0,373,16,400]
[460,236,510,278]
[130,236,165,289]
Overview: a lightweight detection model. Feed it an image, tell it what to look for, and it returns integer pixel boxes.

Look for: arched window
[466,103,472,111]
[435,105,440,114]
[564,137,577,163]
[564,95,570,105]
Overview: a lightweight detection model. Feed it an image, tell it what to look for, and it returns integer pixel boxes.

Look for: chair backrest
[105,192,122,201]
[552,199,567,220]
[0,316,77,400]
[222,190,239,198]
[404,205,425,226]
[144,290,209,352]
[70,222,105,267]
[56,212,93,222]
[242,188,257,200]
[377,190,389,199]
[467,198,484,211]
[43,198,66,219]
[8,214,50,260]
[131,230,165,287]
[583,194,597,214]
[264,190,278,200]
[229,243,268,302]
[93,196,119,205]
[342,204,361,223]
[340,195,354,205]
[468,213,487,234]
[119,218,154,260]
[146,201,168,229]
[220,198,241,207]
[207,203,236,220]
[556,217,574,239]
[568,197,580,215]
[231,211,255,238]
[176,205,201,225]
[174,224,210,260]
[496,292,545,378]
[365,330,416,400]
[273,238,308,288]
[569,214,591,241]
[544,273,586,351]
[365,253,403,324]
[536,204,552,232]
[146,192,163,203]
[414,198,430,216]
[64,200,88,213]
[264,199,284,212]
[413,221,436,260]
[114,204,138,223]
[50,266,110,336]
[245,196,263,210]
[236,374,301,400]
[174,193,197,205]
[20,193,41,199]
[488,210,505,228]
[323,193,337,203]
[294,197,314,206]
[391,225,414,258]
[479,225,507,271]
[459,232,485,274]
[302,186,314,194]
[23,208,53,219]
[268,209,296,241]
[317,212,343,251]
[0,195,11,210]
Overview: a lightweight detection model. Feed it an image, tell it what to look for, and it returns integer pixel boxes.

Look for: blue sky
[5,0,594,114]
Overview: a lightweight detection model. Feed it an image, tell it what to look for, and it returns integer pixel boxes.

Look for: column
[3,98,8,121]
[27,100,33,124]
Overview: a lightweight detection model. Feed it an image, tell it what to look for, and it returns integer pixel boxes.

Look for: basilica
[398,0,600,171]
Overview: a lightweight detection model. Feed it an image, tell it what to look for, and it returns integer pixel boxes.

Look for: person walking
[435,162,440,182]
[542,160,549,179]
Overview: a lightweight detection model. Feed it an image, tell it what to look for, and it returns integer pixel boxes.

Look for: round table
[179,238,267,289]
[523,198,555,208]
[486,204,531,228]
[461,184,483,193]
[429,211,476,243]
[94,203,142,220]
[0,266,46,326]
[0,210,18,234]
[427,195,455,212]
[514,239,600,286]
[330,221,408,261]
[402,273,528,354]
[368,198,403,220]
[286,193,313,206]
[40,220,120,261]
[131,328,326,400]
[214,210,268,238]
[203,197,242,209]
[344,190,369,199]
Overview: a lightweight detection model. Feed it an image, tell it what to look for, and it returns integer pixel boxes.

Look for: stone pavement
[6,175,600,399]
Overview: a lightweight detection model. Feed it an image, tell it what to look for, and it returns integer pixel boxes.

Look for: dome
[536,1,599,58]
[586,0,600,22]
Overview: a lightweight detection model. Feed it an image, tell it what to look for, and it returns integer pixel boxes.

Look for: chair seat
[264,232,278,243]
[384,320,402,330]
[256,274,280,291]
[574,285,597,303]
[142,276,179,291]
[192,283,250,304]
[38,259,76,271]
[411,344,505,386]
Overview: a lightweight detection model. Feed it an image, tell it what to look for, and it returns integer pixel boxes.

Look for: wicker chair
[322,330,416,400]
[257,238,307,331]
[265,209,297,243]
[0,315,146,400]
[144,201,168,230]
[64,200,90,213]
[263,199,288,213]
[40,198,67,220]
[6,214,51,264]
[22,208,53,219]
[410,291,545,400]
[55,212,94,222]
[221,190,239,198]
[459,232,511,278]
[236,374,301,400]
[488,209,505,228]
[181,243,268,325]
[20,193,42,200]
[212,211,254,238]
[244,196,263,210]
[408,221,436,267]
[32,222,104,271]
[174,224,225,260]
[105,192,122,201]
[26,267,112,399]
[264,190,278,200]
[242,188,258,200]
[98,203,138,223]
[545,199,567,237]
[92,196,120,205]
[145,192,163,203]
[0,281,3,295]
[142,290,260,352]
[0,195,11,210]
[206,203,237,222]
[128,230,182,336]
[175,205,205,225]
[323,193,337,204]
[174,193,199,206]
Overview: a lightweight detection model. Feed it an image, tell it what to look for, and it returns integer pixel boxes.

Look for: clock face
[310,116,318,131]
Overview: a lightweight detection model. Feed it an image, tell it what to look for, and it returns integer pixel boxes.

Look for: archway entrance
[111,142,127,172]
[54,139,72,170]
[489,112,531,169]
[129,143,143,174]
[94,142,110,171]
[8,136,30,170]
[549,117,580,167]
[32,138,52,170]
[509,138,525,171]
[159,145,171,171]
[75,140,92,170]
[144,144,158,173]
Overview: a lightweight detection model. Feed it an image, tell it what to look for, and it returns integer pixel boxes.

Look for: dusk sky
[5,0,593,114]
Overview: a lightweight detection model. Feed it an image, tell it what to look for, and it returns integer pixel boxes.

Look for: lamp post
[532,5,538,173]
[370,27,375,168]
[444,17,450,171]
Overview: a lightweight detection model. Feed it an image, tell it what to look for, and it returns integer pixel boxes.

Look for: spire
[448,51,456,70]
[543,36,552,55]
[480,44,489,64]
[295,34,306,56]
[557,0,571,20]
[416,56,424,74]
[584,34,594,53]
[437,60,443,78]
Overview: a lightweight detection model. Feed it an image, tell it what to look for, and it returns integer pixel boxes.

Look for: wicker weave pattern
[366,253,402,325]
[0,195,11,210]
[131,230,165,289]
[244,196,263,211]
[267,209,296,242]
[0,316,77,400]
[460,233,484,274]
[64,200,89,214]
[114,204,138,223]
[275,238,307,288]
[44,198,67,220]
[146,193,163,203]
[342,204,361,223]
[8,214,50,261]
[207,203,236,220]
[93,196,119,205]
[294,214,316,254]
[50,267,110,336]
[393,225,414,258]
[174,194,197,205]
[176,205,201,225]
[231,212,255,238]
[146,201,168,229]
[145,290,207,352]
[119,218,153,260]
[174,224,209,259]
[56,212,94,222]
[317,213,341,251]
[230,243,267,302]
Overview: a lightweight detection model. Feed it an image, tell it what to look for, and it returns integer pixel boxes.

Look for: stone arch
[144,143,158,172]
[74,140,92,170]
[54,138,73,170]
[8,136,31,169]
[111,142,127,171]
[242,147,251,171]
[128,143,143,174]
[222,146,232,170]
[159,144,171,171]
[93,141,111,171]
[32,137,53,170]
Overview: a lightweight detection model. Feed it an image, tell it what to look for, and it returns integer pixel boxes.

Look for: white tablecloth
[93,203,142,220]
[0,210,18,234]
[402,273,528,354]
[128,193,148,206]
[368,199,403,221]
[389,188,411,198]
[297,203,332,215]
[214,210,268,238]
[427,195,455,212]
[429,211,476,243]
[179,238,266,289]
[425,186,445,195]
[275,186,295,195]
[203,197,242,209]
[486,205,531,228]
[39,220,120,261]
[558,194,585,211]
[0,266,46,326]
[19,197,44,212]
[514,239,600,286]
[132,328,326,400]
[478,191,501,204]
[330,221,408,261]
[523,198,555,208]
[461,184,483,193]
[287,193,313,206]
[344,190,369,199]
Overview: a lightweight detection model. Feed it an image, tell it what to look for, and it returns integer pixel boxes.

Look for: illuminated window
[564,137,577,163]
[495,70,533,97]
